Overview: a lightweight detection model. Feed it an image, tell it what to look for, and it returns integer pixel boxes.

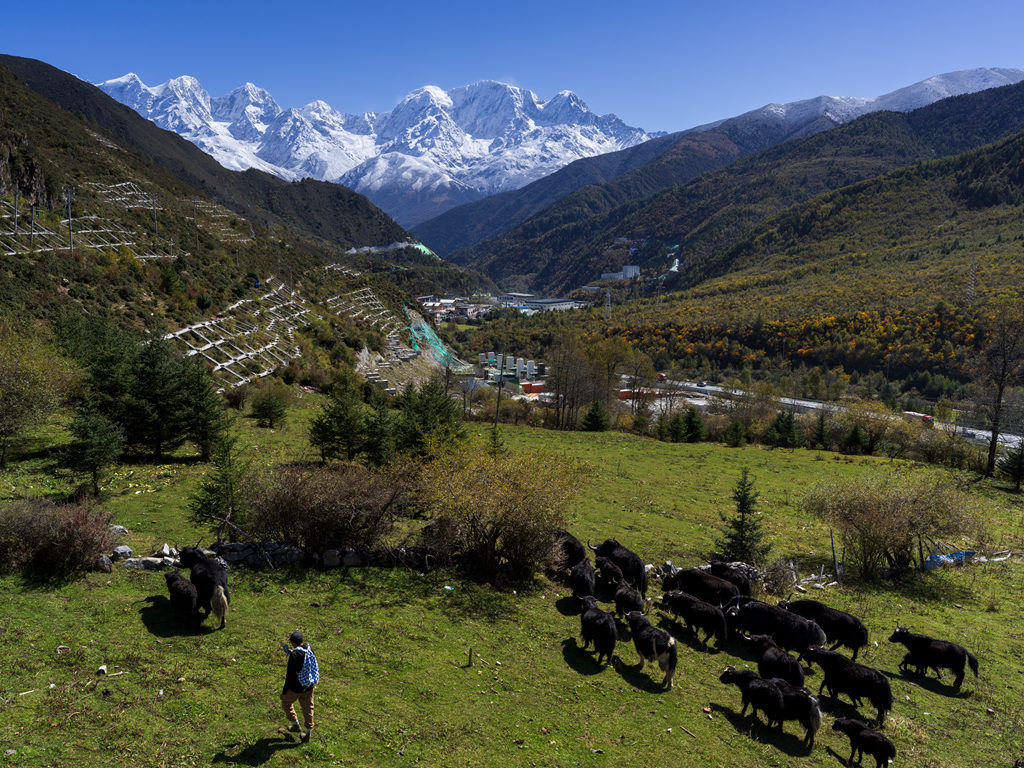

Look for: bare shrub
[0,499,113,580]
[417,447,581,580]
[240,462,412,551]
[803,473,980,580]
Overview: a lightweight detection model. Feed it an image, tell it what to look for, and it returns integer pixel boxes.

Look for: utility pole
[492,373,504,431]
[604,288,612,322]
[64,187,74,253]
[193,198,200,254]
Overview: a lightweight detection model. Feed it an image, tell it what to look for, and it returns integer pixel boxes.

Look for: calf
[779,598,869,660]
[662,591,727,648]
[569,558,596,601]
[749,634,804,687]
[164,571,198,627]
[624,611,677,689]
[768,677,822,748]
[888,626,978,689]
[718,666,784,728]
[663,567,739,606]
[595,555,625,591]
[709,561,753,596]
[727,600,826,660]
[615,581,646,618]
[579,596,617,665]
[178,546,230,628]
[832,717,896,768]
[804,646,892,726]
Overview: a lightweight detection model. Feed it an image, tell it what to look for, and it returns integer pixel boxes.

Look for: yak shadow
[656,615,720,655]
[560,638,609,677]
[824,746,853,767]
[611,655,670,694]
[211,734,301,766]
[886,668,974,698]
[707,702,810,757]
[555,595,579,616]
[814,691,871,722]
[138,595,214,638]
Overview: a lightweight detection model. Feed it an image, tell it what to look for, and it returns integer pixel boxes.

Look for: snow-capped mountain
[99,67,1024,226]
[98,75,654,225]
[690,67,1024,141]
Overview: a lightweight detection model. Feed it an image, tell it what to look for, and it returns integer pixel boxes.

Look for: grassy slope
[2,424,1023,767]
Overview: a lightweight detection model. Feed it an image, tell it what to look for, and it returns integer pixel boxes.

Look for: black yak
[579,596,617,665]
[178,546,231,629]
[569,558,596,601]
[589,539,647,597]
[768,677,822,747]
[614,581,645,618]
[779,598,869,660]
[625,611,677,689]
[663,567,738,606]
[553,530,586,569]
[718,666,784,728]
[805,646,892,726]
[749,634,804,687]
[661,591,727,648]
[595,555,624,591]
[726,600,826,660]
[832,717,896,768]
[709,561,753,596]
[164,571,198,627]
[888,625,978,690]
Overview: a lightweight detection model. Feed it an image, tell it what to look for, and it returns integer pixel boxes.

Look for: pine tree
[765,411,802,449]
[998,443,1024,492]
[66,405,124,496]
[251,387,288,429]
[682,406,706,442]
[714,468,770,565]
[309,380,367,462]
[397,378,465,455]
[582,399,610,432]
[123,339,191,459]
[667,411,685,442]
[188,435,251,542]
[363,402,396,467]
[810,411,829,450]
[487,426,509,457]
[182,358,230,461]
[724,419,747,448]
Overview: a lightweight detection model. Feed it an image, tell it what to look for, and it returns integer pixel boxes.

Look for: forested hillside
[456,80,1024,293]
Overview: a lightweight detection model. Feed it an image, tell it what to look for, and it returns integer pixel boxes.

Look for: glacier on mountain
[97,74,653,225]
[98,68,1024,226]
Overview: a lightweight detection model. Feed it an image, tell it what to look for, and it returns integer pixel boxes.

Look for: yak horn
[587,539,597,551]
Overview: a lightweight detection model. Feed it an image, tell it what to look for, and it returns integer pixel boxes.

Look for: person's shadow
[212,734,301,765]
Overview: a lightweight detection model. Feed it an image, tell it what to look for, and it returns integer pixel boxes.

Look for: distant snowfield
[98,68,1024,225]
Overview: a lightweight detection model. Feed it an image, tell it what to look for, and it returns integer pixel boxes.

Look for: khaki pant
[280,687,314,730]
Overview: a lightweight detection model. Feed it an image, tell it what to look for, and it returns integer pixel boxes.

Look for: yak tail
[212,585,229,629]
[663,637,678,689]
[807,695,822,742]
[967,651,979,678]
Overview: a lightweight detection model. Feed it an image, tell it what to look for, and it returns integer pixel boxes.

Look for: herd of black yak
[557,532,980,766]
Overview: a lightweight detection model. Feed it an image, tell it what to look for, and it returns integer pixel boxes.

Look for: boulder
[111,545,133,561]
[94,554,113,573]
[323,549,341,568]
[342,548,361,567]
[120,557,166,571]
[109,525,130,539]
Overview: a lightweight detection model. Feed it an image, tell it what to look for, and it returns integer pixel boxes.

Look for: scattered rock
[155,543,173,558]
[342,548,361,567]
[5,749,16,756]
[108,524,130,539]
[161,557,176,568]
[322,549,341,568]
[175,676,185,683]
[55,645,70,655]
[101,688,111,697]
[986,707,995,715]
[97,665,107,675]
[111,545,133,562]
[94,554,113,573]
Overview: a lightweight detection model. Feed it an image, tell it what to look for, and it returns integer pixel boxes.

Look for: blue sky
[4,0,1024,131]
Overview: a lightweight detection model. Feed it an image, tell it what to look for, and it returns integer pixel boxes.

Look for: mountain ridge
[97,74,657,226]
[413,67,1024,255]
